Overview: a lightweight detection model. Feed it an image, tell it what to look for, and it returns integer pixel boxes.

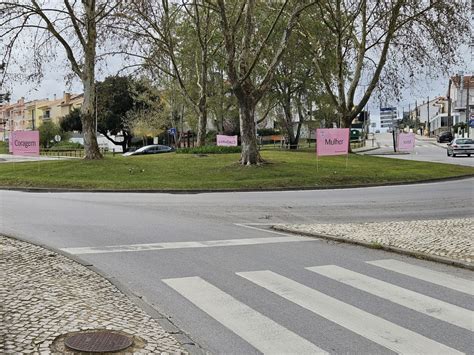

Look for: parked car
[375,130,380,133]
[446,138,474,157]
[437,131,453,143]
[122,145,174,156]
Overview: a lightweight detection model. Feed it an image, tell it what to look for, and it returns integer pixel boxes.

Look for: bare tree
[300,0,469,133]
[0,0,125,159]
[210,0,316,164]
[118,0,220,147]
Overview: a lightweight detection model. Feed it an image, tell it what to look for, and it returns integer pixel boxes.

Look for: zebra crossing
[163,259,473,354]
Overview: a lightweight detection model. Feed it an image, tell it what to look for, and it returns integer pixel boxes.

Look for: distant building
[449,74,473,127]
[0,92,83,140]
[379,107,397,129]
[407,97,446,136]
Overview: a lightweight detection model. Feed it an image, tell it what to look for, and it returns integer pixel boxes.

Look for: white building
[408,97,447,136]
[449,75,473,129]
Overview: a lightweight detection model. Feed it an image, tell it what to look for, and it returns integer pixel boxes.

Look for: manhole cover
[64,331,133,353]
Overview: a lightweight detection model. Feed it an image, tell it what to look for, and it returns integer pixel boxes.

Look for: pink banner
[397,132,415,151]
[316,128,350,156]
[217,134,238,147]
[11,131,40,156]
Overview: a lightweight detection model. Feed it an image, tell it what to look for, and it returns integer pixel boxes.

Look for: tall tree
[119,0,220,146]
[300,0,469,132]
[211,0,316,164]
[271,16,331,150]
[0,0,125,159]
[60,76,163,153]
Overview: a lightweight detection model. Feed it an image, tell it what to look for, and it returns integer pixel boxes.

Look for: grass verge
[0,150,472,190]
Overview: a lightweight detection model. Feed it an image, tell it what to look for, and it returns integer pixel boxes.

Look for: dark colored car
[437,131,453,143]
[122,145,174,156]
[446,138,474,157]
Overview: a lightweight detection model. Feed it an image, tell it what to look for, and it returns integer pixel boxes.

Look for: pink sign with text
[217,134,238,147]
[316,128,349,156]
[11,131,40,156]
[397,132,415,151]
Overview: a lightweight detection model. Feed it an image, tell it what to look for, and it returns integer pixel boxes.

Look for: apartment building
[0,92,83,140]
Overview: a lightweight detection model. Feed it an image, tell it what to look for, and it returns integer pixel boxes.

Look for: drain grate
[64,331,133,353]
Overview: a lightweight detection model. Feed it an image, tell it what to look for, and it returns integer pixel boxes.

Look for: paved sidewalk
[0,154,75,163]
[273,218,473,267]
[1,236,187,354]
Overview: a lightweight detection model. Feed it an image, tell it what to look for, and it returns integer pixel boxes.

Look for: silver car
[446,138,474,157]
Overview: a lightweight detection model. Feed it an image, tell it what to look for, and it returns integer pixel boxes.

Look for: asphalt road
[366,133,474,167]
[1,180,473,354]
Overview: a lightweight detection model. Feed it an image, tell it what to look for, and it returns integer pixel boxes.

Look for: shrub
[176,146,241,154]
[0,141,8,154]
[49,141,83,150]
[257,128,280,136]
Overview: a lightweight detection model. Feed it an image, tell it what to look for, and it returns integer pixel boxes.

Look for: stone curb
[0,174,473,194]
[2,233,207,355]
[365,151,411,155]
[271,226,474,271]
[353,146,380,153]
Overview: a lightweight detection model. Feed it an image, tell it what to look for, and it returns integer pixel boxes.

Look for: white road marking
[308,265,473,331]
[60,235,315,255]
[163,276,326,354]
[367,259,474,296]
[233,223,319,239]
[237,270,463,355]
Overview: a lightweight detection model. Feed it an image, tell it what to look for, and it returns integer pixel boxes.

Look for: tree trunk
[341,113,353,153]
[282,94,297,149]
[196,97,207,146]
[81,0,102,160]
[81,77,102,159]
[239,98,261,165]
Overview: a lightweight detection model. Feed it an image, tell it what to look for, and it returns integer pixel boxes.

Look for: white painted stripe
[307,265,473,331]
[163,276,326,354]
[237,270,462,355]
[367,259,474,296]
[234,223,319,239]
[60,235,315,255]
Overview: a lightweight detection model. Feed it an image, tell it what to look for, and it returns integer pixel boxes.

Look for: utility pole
[427,96,430,137]
[447,78,452,130]
[468,77,471,138]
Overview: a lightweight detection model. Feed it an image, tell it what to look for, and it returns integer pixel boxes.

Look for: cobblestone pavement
[273,218,473,265]
[0,236,186,354]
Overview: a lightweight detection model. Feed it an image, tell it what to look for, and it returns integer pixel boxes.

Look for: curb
[271,226,474,271]
[353,146,380,153]
[363,151,411,155]
[1,233,207,355]
[0,174,473,194]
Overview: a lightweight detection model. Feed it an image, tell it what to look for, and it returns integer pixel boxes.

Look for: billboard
[397,132,415,151]
[10,131,40,156]
[316,128,350,156]
[217,134,238,147]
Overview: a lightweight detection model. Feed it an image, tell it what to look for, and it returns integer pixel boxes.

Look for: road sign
[168,128,177,135]
[54,134,61,142]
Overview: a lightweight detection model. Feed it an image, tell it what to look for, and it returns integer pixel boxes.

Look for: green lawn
[0,150,472,190]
